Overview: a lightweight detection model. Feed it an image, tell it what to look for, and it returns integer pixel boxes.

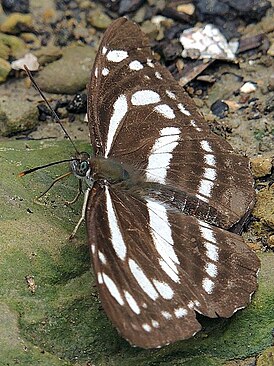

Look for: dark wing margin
[86,183,259,349]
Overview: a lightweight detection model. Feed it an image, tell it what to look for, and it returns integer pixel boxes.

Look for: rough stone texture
[35,45,96,94]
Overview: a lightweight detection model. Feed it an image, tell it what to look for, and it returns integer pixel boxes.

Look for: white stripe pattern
[153,279,174,299]
[124,290,141,314]
[197,140,217,201]
[102,272,124,305]
[154,104,175,119]
[105,94,128,157]
[198,221,219,294]
[105,186,127,260]
[128,259,159,300]
[146,199,180,283]
[146,127,180,184]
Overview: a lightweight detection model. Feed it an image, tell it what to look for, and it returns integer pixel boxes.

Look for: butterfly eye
[78,161,89,176]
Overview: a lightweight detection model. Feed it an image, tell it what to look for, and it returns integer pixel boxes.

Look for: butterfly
[26,17,260,349]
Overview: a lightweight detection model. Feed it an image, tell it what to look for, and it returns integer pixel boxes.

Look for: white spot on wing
[205,242,219,262]
[200,225,216,243]
[161,311,172,319]
[205,262,217,277]
[128,259,159,300]
[102,67,109,76]
[142,323,152,332]
[178,103,191,116]
[102,272,124,305]
[94,67,98,78]
[152,320,160,328]
[202,277,214,294]
[166,90,176,100]
[204,167,216,181]
[146,127,180,184]
[146,199,180,283]
[147,58,154,68]
[102,46,107,55]
[98,250,107,264]
[131,90,160,106]
[198,179,214,198]
[97,272,103,284]
[105,186,127,260]
[201,140,213,153]
[204,154,216,167]
[107,50,128,62]
[105,94,127,157]
[154,104,175,119]
[174,307,188,318]
[155,71,162,79]
[153,279,174,299]
[129,60,143,70]
[124,290,141,314]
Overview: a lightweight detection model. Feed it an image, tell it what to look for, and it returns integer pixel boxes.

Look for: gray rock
[35,45,96,94]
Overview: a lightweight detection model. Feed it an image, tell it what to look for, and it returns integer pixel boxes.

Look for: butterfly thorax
[71,152,130,187]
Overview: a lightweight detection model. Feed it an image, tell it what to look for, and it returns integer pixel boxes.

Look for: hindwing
[86,183,259,349]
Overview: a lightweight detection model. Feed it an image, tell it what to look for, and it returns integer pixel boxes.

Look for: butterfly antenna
[24,65,80,154]
[18,158,75,177]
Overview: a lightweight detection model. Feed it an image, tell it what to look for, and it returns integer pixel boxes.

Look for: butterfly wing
[87,17,254,230]
[86,183,259,349]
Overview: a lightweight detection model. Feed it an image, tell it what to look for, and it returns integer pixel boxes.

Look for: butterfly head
[71,151,94,187]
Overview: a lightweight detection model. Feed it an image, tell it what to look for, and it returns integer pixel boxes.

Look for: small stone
[0,33,27,59]
[0,13,33,34]
[267,42,274,57]
[118,0,145,15]
[0,58,11,83]
[223,100,241,112]
[268,235,274,248]
[251,155,273,178]
[1,0,30,14]
[66,93,87,113]
[253,186,274,229]
[210,99,229,118]
[87,9,112,29]
[33,45,62,66]
[240,81,257,93]
[35,45,95,94]
[177,3,195,15]
[0,92,39,135]
[11,52,39,71]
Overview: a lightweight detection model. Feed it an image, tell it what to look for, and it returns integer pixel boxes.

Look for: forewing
[88,17,254,229]
[86,184,259,349]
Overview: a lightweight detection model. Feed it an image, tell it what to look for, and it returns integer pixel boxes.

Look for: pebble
[177,3,195,15]
[251,155,273,178]
[0,87,39,135]
[0,13,33,34]
[11,53,39,71]
[87,9,112,29]
[35,45,95,94]
[33,45,62,66]
[1,0,30,14]
[253,185,274,229]
[0,33,27,59]
[240,81,257,93]
[0,58,11,83]
[211,99,229,118]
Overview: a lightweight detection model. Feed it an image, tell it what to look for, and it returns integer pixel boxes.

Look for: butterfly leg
[65,180,83,205]
[69,187,90,240]
[36,171,72,200]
